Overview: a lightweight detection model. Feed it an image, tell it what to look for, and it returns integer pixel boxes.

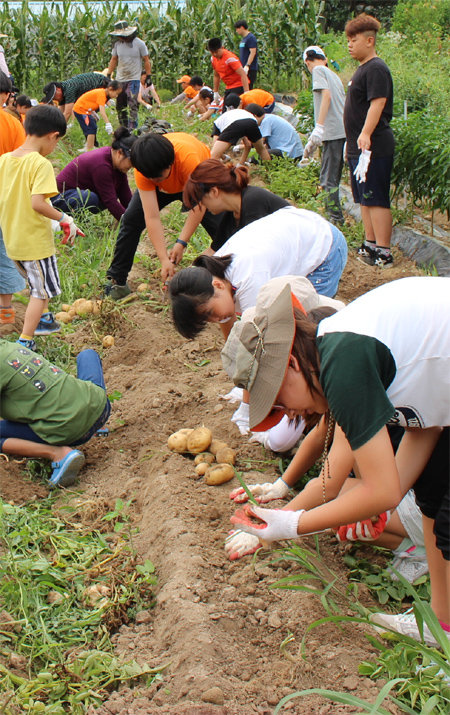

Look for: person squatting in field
[225,276,450,648]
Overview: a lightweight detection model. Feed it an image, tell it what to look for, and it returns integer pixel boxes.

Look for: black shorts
[413,427,449,560]
[348,154,393,208]
[216,118,261,145]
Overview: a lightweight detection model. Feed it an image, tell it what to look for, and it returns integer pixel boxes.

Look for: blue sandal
[49,450,85,487]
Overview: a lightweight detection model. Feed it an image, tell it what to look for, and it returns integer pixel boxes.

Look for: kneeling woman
[169,206,347,338]
[52,127,136,221]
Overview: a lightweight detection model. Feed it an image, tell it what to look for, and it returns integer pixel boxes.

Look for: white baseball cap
[303,45,326,62]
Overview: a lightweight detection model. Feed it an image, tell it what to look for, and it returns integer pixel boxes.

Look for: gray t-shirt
[312,65,345,141]
[112,37,148,82]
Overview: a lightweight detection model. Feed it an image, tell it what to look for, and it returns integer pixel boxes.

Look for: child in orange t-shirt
[239,88,275,113]
[73,80,121,151]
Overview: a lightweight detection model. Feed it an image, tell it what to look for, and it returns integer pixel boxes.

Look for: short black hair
[189,75,203,87]
[234,20,248,29]
[130,133,175,178]
[207,37,222,52]
[107,79,121,91]
[0,70,12,94]
[24,104,67,137]
[224,93,241,109]
[169,266,215,339]
[246,102,264,118]
[199,88,214,102]
[15,94,32,108]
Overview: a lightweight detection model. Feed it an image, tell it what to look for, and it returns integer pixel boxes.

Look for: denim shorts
[74,111,97,136]
[0,228,25,294]
[306,224,348,298]
[348,154,393,208]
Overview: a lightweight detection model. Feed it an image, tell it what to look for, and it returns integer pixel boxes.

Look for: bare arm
[169,204,207,264]
[139,189,174,281]
[236,67,249,92]
[106,55,118,76]
[98,104,109,123]
[245,48,257,69]
[31,194,64,222]
[213,70,220,93]
[358,96,387,151]
[316,88,331,126]
[143,55,151,75]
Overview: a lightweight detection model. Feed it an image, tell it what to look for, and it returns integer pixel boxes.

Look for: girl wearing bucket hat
[106,20,152,130]
[227,276,450,648]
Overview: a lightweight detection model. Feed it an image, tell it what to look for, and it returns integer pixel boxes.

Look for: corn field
[0,0,324,92]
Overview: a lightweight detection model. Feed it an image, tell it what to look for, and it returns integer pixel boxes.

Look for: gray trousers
[320,138,345,222]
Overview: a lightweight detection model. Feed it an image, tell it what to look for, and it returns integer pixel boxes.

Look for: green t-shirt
[317,332,396,450]
[0,340,106,445]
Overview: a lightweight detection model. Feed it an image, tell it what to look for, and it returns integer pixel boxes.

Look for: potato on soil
[187,427,212,454]
[205,463,234,486]
[61,303,71,312]
[102,335,115,348]
[168,430,190,453]
[55,311,72,324]
[215,446,236,465]
[209,439,229,456]
[92,300,102,315]
[137,283,149,293]
[76,299,93,316]
[194,452,215,466]
[68,308,77,318]
[72,298,88,309]
[195,462,210,476]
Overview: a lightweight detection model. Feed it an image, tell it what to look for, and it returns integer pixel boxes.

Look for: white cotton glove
[219,387,244,404]
[302,139,316,160]
[249,415,306,452]
[231,401,250,435]
[243,66,249,75]
[353,149,372,183]
[186,110,193,117]
[59,213,85,245]
[309,123,324,146]
[229,477,290,504]
[225,530,260,560]
[105,122,113,135]
[214,92,221,103]
[231,505,304,542]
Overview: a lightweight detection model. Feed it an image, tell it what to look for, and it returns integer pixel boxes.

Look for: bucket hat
[110,20,137,37]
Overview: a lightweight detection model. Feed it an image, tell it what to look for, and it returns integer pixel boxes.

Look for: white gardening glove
[224,530,260,560]
[353,149,372,183]
[309,123,324,146]
[249,415,306,453]
[243,66,249,75]
[231,401,250,435]
[302,139,316,160]
[231,505,304,542]
[229,477,290,504]
[105,122,113,135]
[219,387,244,403]
[59,213,85,245]
[213,92,221,103]
[335,512,391,543]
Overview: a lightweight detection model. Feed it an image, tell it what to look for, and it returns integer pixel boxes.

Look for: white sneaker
[388,545,429,583]
[370,609,448,647]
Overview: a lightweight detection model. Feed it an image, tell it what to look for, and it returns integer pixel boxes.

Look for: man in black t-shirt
[343,14,394,268]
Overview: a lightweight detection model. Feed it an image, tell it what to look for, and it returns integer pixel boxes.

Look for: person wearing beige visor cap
[225,276,450,649]
[105,20,152,129]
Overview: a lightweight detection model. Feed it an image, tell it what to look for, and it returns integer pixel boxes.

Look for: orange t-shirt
[211,49,243,90]
[134,133,210,194]
[240,89,275,108]
[73,88,107,115]
[184,86,197,100]
[0,108,25,155]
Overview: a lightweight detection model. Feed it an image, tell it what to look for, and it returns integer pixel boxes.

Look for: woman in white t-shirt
[169,206,347,339]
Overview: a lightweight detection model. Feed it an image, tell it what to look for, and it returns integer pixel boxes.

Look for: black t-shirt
[210,185,289,251]
[344,57,394,158]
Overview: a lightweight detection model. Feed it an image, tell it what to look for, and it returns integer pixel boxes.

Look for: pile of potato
[167,427,236,485]
[55,298,102,324]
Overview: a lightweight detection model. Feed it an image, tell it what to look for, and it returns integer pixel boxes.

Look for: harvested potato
[61,303,71,312]
[209,439,228,456]
[68,309,77,319]
[137,283,149,293]
[72,298,88,308]
[178,428,193,436]
[215,446,236,465]
[92,300,102,315]
[194,452,215,466]
[76,300,93,316]
[195,462,209,476]
[168,430,190,452]
[55,311,72,324]
[205,463,234,486]
[187,427,212,454]
[102,335,115,348]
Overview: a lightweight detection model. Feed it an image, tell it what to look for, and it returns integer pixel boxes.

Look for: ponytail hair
[169,254,233,338]
[183,159,250,209]
[111,125,137,156]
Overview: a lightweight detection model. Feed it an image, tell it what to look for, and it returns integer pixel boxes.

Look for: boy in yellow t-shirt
[73,80,121,151]
[0,104,83,350]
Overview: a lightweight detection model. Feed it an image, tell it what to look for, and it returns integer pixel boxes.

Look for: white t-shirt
[215,206,333,314]
[213,108,256,133]
[112,38,148,82]
[317,277,450,432]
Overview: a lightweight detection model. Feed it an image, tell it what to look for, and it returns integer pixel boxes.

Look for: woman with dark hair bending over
[170,159,289,265]
[169,205,347,339]
[52,127,136,221]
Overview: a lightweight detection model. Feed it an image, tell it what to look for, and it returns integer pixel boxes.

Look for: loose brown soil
[1,247,422,715]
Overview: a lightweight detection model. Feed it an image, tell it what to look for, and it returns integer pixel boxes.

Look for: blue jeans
[52,189,104,215]
[0,349,110,450]
[306,224,347,297]
[117,79,140,129]
[0,227,26,294]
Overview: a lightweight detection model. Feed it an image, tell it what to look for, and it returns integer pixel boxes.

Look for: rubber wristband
[176,239,188,247]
